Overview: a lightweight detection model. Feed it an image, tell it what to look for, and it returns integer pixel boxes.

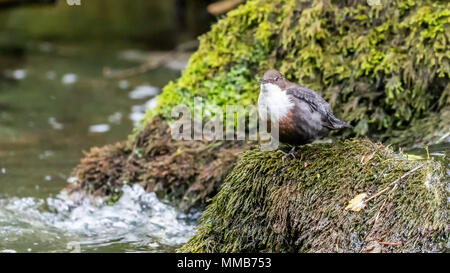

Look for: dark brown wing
[286,85,352,129]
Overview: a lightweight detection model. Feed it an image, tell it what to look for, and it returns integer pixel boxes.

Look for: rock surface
[179,138,447,253]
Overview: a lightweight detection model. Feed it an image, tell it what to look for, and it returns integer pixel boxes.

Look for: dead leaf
[345,193,368,212]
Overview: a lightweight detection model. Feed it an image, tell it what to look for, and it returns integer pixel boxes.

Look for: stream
[0,43,197,253]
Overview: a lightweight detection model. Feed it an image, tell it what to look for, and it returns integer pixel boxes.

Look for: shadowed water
[0,43,195,252]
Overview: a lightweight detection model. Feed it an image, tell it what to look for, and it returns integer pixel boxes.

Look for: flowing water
[0,43,198,252]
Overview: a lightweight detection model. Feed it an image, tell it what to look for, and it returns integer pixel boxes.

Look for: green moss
[140,0,449,145]
[179,138,447,252]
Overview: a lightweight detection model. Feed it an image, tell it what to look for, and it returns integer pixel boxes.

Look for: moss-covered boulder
[66,0,449,214]
[179,138,447,253]
[149,0,449,145]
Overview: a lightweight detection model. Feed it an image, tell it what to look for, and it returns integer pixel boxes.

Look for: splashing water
[0,185,197,253]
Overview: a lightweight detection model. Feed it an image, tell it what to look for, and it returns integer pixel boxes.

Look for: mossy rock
[144,0,449,147]
[179,138,447,253]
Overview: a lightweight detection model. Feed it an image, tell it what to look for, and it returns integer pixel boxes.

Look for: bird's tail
[328,114,353,130]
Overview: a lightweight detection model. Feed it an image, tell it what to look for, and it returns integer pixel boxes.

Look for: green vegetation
[1,1,169,41]
[179,138,447,252]
[146,0,449,145]
[0,0,212,48]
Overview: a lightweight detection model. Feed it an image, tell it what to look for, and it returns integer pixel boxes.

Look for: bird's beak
[259,79,268,84]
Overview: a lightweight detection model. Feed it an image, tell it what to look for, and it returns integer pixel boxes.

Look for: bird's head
[259,69,288,90]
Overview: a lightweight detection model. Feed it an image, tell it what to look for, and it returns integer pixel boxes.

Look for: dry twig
[364,164,424,204]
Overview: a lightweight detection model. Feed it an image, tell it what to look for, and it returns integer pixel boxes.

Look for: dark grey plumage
[259,69,352,146]
[286,85,352,130]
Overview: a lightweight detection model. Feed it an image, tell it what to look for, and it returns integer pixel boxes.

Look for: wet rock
[64,117,245,212]
[179,138,447,253]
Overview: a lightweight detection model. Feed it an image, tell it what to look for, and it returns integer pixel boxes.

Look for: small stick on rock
[364,164,424,204]
[378,241,403,246]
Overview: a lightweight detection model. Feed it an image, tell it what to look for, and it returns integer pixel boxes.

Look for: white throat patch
[258,83,293,121]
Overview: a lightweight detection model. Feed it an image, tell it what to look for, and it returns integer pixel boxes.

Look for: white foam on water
[13,69,27,80]
[165,60,187,71]
[129,97,158,126]
[129,85,159,99]
[89,124,110,133]
[48,117,64,130]
[0,185,197,252]
[0,249,16,253]
[3,69,27,80]
[145,97,158,109]
[129,112,145,126]
[39,150,54,159]
[108,112,122,124]
[62,74,77,85]
[66,177,78,184]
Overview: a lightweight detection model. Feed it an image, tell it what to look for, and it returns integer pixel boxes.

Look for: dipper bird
[258,69,352,157]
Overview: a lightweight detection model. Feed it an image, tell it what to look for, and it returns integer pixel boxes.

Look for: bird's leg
[278,145,297,162]
[288,146,296,157]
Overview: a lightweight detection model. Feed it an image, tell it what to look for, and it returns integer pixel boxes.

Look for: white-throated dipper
[258,69,352,157]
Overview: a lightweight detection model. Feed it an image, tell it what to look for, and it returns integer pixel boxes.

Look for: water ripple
[0,185,197,252]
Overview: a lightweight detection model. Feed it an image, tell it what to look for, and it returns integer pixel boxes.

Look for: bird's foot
[278,146,297,162]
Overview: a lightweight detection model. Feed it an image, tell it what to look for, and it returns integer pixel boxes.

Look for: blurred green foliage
[0,0,211,48]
